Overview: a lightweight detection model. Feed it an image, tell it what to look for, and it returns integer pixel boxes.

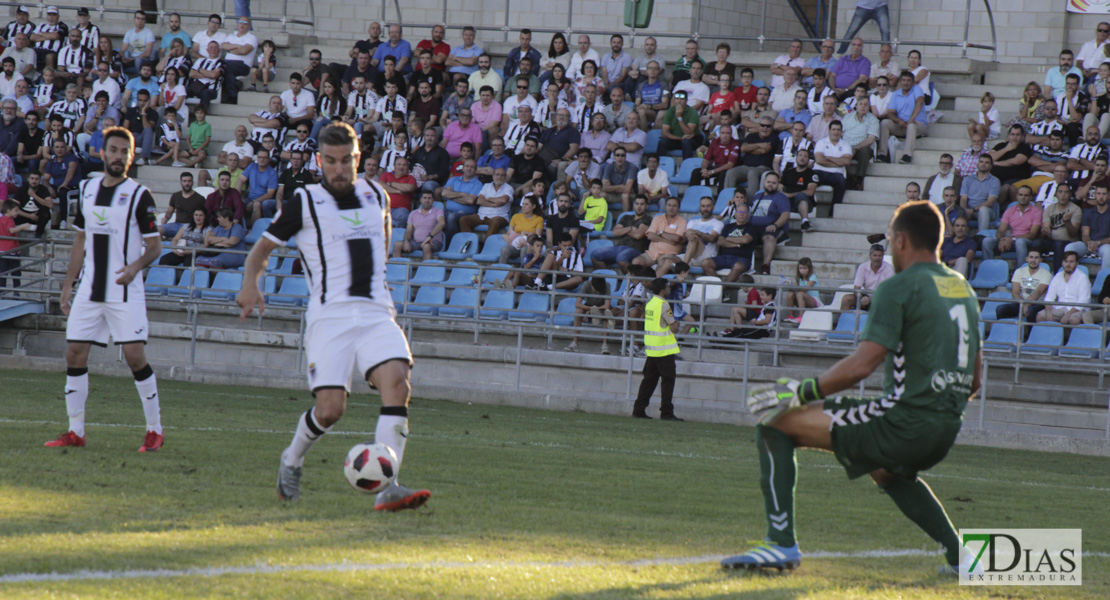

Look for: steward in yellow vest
[632,278,684,421]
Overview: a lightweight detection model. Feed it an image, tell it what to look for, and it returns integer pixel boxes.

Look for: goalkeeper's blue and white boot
[721,540,802,571]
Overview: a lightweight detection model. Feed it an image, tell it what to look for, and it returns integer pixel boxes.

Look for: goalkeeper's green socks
[757,423,797,547]
[881,477,960,565]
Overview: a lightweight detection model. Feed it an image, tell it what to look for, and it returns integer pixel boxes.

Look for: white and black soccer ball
[343,442,398,494]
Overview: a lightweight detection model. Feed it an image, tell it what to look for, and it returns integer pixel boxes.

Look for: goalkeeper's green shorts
[824,396,963,481]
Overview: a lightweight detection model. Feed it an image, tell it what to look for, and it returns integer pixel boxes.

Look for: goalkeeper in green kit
[722,201,982,575]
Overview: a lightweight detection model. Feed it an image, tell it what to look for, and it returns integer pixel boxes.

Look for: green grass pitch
[1,368,1106,599]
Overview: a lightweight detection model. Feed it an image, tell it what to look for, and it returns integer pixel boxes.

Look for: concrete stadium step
[135,164,219,182]
[777,245,867,265]
[842,190,904,205]
[799,231,879,251]
[953,95,1023,111]
[916,138,973,153]
[868,162,948,179]
[831,203,896,222]
[864,176,928,194]
[985,70,1047,86]
[938,83,1026,100]
[803,217,890,235]
[920,122,977,139]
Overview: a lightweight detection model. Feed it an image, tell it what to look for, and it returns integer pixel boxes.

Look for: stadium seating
[441,287,480,318]
[391,282,411,312]
[445,262,482,287]
[408,285,446,315]
[680,186,715,213]
[979,291,1013,321]
[644,129,662,155]
[438,232,480,260]
[473,235,509,262]
[509,292,549,322]
[714,188,736,214]
[982,322,1019,353]
[670,158,701,185]
[828,313,867,343]
[244,219,271,245]
[271,277,308,306]
[657,155,676,177]
[168,269,209,298]
[583,239,613,267]
[969,260,1010,290]
[145,267,175,296]
[410,260,447,285]
[788,309,834,341]
[386,259,412,283]
[479,290,514,320]
[551,296,577,326]
[1059,327,1104,358]
[201,271,243,300]
[1022,324,1062,355]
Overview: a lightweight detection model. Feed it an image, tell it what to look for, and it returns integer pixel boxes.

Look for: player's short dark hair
[102,126,134,150]
[650,277,670,294]
[318,122,358,150]
[890,201,943,255]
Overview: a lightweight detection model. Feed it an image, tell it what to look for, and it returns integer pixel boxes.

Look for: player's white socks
[133,365,162,435]
[64,367,89,437]
[376,406,409,473]
[284,408,331,468]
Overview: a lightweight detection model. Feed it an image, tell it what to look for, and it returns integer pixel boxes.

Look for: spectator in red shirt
[733,67,759,111]
[0,199,33,294]
[703,72,738,132]
[692,125,739,191]
[205,170,245,225]
[416,25,450,73]
[379,155,418,227]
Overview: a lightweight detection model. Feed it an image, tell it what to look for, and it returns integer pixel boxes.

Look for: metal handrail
[0,0,315,35]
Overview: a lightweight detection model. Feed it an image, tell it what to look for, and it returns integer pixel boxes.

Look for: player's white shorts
[304,301,412,393]
[65,297,150,347]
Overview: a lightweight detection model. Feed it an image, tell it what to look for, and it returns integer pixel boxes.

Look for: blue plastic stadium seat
[479,289,514,319]
[144,267,174,296]
[979,291,1013,321]
[441,287,480,318]
[715,187,736,214]
[483,263,514,287]
[386,260,411,283]
[657,155,676,177]
[408,285,446,315]
[473,235,509,262]
[982,322,1019,352]
[644,129,662,155]
[438,232,479,260]
[828,313,867,343]
[167,269,209,298]
[244,218,271,245]
[273,256,296,275]
[968,259,1010,290]
[271,276,308,306]
[583,239,614,268]
[590,268,620,297]
[680,185,715,213]
[391,227,406,244]
[1022,324,1063,356]
[1059,326,1104,358]
[262,275,277,294]
[390,282,410,312]
[410,260,447,285]
[445,261,481,287]
[551,296,577,326]
[670,157,701,185]
[509,292,549,322]
[200,271,243,300]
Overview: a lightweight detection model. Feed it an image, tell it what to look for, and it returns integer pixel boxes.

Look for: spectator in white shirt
[1037,251,1091,325]
[769,39,805,89]
[567,34,600,81]
[191,13,227,60]
[813,120,851,216]
[220,15,257,104]
[281,72,316,129]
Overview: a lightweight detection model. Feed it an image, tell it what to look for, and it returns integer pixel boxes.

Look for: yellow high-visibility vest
[643,295,679,357]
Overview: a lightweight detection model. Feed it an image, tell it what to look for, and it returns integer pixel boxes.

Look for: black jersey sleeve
[135,189,159,237]
[264,187,305,242]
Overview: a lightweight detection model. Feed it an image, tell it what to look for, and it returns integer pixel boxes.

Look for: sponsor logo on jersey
[933,275,971,298]
[929,369,974,393]
[117,194,129,206]
[340,211,365,227]
[93,209,108,224]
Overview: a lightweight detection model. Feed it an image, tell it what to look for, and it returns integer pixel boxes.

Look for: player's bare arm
[115,235,162,286]
[60,230,86,316]
[237,236,281,319]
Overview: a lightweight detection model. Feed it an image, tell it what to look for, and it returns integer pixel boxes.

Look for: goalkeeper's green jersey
[860,261,980,416]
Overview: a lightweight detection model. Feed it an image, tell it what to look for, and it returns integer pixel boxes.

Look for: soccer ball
[343,442,398,494]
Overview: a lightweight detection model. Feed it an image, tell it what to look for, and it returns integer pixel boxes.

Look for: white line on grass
[2,550,1107,584]
[5,418,1110,495]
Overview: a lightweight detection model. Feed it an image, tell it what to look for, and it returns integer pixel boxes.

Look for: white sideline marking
[5,418,1110,494]
[2,550,1107,583]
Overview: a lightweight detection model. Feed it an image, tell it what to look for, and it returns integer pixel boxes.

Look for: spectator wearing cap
[372,24,413,74]
[1,6,34,48]
[220,15,257,105]
[73,7,98,53]
[659,90,701,160]
[841,243,894,312]
[29,5,66,73]
[120,10,154,77]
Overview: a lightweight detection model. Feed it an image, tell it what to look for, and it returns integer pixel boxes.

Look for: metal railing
[379,0,997,61]
[3,235,1109,438]
[0,0,315,35]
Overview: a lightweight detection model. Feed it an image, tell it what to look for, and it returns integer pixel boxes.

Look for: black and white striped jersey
[33,20,68,53]
[263,179,393,316]
[347,89,379,120]
[3,20,34,44]
[56,44,89,75]
[43,129,76,157]
[158,55,192,84]
[47,97,87,130]
[75,23,99,53]
[32,81,56,107]
[192,56,223,88]
[250,109,285,145]
[72,177,160,303]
